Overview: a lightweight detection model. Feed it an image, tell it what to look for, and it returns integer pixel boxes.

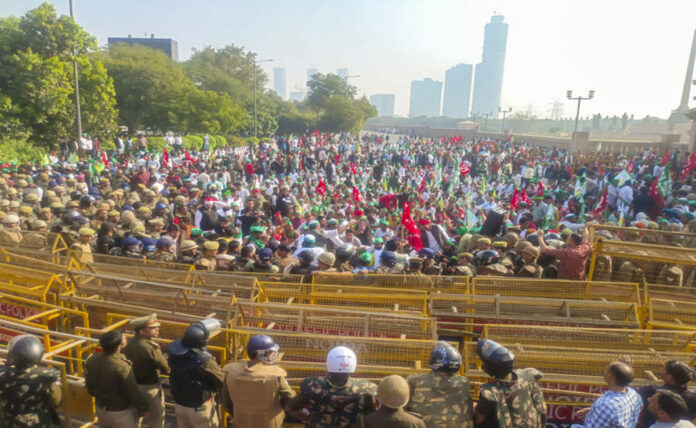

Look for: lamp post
[566,90,595,135]
[499,107,512,141]
[69,0,82,148]
[253,58,273,138]
[473,111,491,133]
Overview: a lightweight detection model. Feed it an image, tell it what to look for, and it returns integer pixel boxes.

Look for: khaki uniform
[452,265,474,277]
[71,242,94,264]
[22,231,48,248]
[517,264,543,278]
[0,226,23,245]
[376,263,406,274]
[84,352,149,428]
[616,261,644,284]
[360,407,426,428]
[222,361,296,428]
[656,265,684,287]
[195,256,216,271]
[122,335,170,428]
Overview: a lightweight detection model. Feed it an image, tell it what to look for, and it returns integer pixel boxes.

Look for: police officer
[407,341,473,428]
[474,339,547,428]
[23,219,49,248]
[0,213,23,245]
[221,335,295,427]
[167,319,225,428]
[419,248,442,275]
[122,314,170,428]
[360,375,425,428]
[0,335,63,427]
[85,330,149,428]
[517,246,543,278]
[70,227,94,264]
[376,251,405,274]
[150,238,175,262]
[196,241,218,271]
[286,346,378,427]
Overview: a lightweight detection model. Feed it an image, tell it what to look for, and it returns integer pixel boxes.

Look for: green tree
[0,3,117,148]
[319,95,377,133]
[306,73,357,110]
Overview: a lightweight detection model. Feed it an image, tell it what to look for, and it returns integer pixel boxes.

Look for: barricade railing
[230,301,437,340]
[91,253,195,271]
[472,277,641,304]
[67,270,242,325]
[589,224,696,247]
[461,339,691,382]
[431,294,641,337]
[254,282,430,315]
[646,298,696,331]
[481,325,696,353]
[0,292,89,338]
[311,273,469,293]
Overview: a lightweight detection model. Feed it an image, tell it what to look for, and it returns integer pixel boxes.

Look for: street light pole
[473,111,492,132]
[566,90,595,149]
[253,58,273,139]
[69,0,82,147]
[499,107,512,141]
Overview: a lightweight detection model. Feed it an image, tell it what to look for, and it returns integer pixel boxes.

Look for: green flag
[658,162,672,199]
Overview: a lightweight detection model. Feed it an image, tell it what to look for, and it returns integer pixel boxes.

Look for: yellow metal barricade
[230,301,437,340]
[255,281,430,314]
[646,298,696,331]
[472,277,641,304]
[481,324,696,353]
[312,273,469,293]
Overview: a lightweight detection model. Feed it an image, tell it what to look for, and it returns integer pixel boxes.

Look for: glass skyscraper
[472,15,508,119]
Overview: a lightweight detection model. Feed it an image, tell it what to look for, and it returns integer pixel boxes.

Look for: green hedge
[0,140,46,163]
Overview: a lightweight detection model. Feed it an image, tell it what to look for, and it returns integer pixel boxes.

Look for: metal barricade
[312,273,469,293]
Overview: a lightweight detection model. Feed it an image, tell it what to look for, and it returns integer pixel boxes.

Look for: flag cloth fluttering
[418,174,426,194]
[459,160,470,176]
[680,149,696,181]
[662,149,670,167]
[101,151,109,167]
[658,162,672,199]
[316,178,326,196]
[520,188,531,205]
[401,202,423,250]
[352,186,363,203]
[510,188,519,209]
[593,187,609,213]
[537,181,543,196]
[162,148,169,168]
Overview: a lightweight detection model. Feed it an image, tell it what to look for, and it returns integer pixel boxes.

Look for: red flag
[680,149,696,181]
[520,188,531,205]
[459,160,470,176]
[401,202,419,235]
[662,149,670,167]
[418,174,426,193]
[101,150,109,167]
[124,154,130,168]
[314,129,319,137]
[567,164,573,178]
[184,149,193,163]
[350,163,357,175]
[316,178,326,196]
[163,148,170,168]
[441,136,446,143]
[627,159,633,173]
[407,234,423,251]
[352,186,363,203]
[510,188,519,209]
[537,181,543,196]
[593,187,609,213]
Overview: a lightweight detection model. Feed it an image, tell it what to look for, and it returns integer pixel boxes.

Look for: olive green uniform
[406,371,473,428]
[0,365,63,427]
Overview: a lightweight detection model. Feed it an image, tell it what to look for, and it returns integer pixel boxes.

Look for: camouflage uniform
[376,263,405,274]
[422,264,443,276]
[296,376,377,428]
[150,250,175,263]
[0,365,62,427]
[406,371,473,428]
[477,368,547,428]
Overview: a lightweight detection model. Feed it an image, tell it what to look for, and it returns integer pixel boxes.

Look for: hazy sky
[2,0,696,118]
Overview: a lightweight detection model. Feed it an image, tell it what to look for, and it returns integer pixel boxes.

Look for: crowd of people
[4,323,696,428]
[1,131,696,283]
[3,131,696,427]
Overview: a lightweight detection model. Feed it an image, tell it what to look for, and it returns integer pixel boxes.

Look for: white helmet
[326,346,357,374]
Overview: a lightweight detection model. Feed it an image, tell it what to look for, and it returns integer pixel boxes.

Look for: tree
[319,95,377,133]
[100,43,245,135]
[0,3,117,148]
[306,73,357,111]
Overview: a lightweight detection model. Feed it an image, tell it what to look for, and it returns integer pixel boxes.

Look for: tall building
[273,68,287,100]
[442,64,474,118]
[409,78,443,117]
[289,91,304,102]
[307,68,319,84]
[108,35,179,60]
[337,67,348,79]
[369,94,395,117]
[472,15,508,118]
